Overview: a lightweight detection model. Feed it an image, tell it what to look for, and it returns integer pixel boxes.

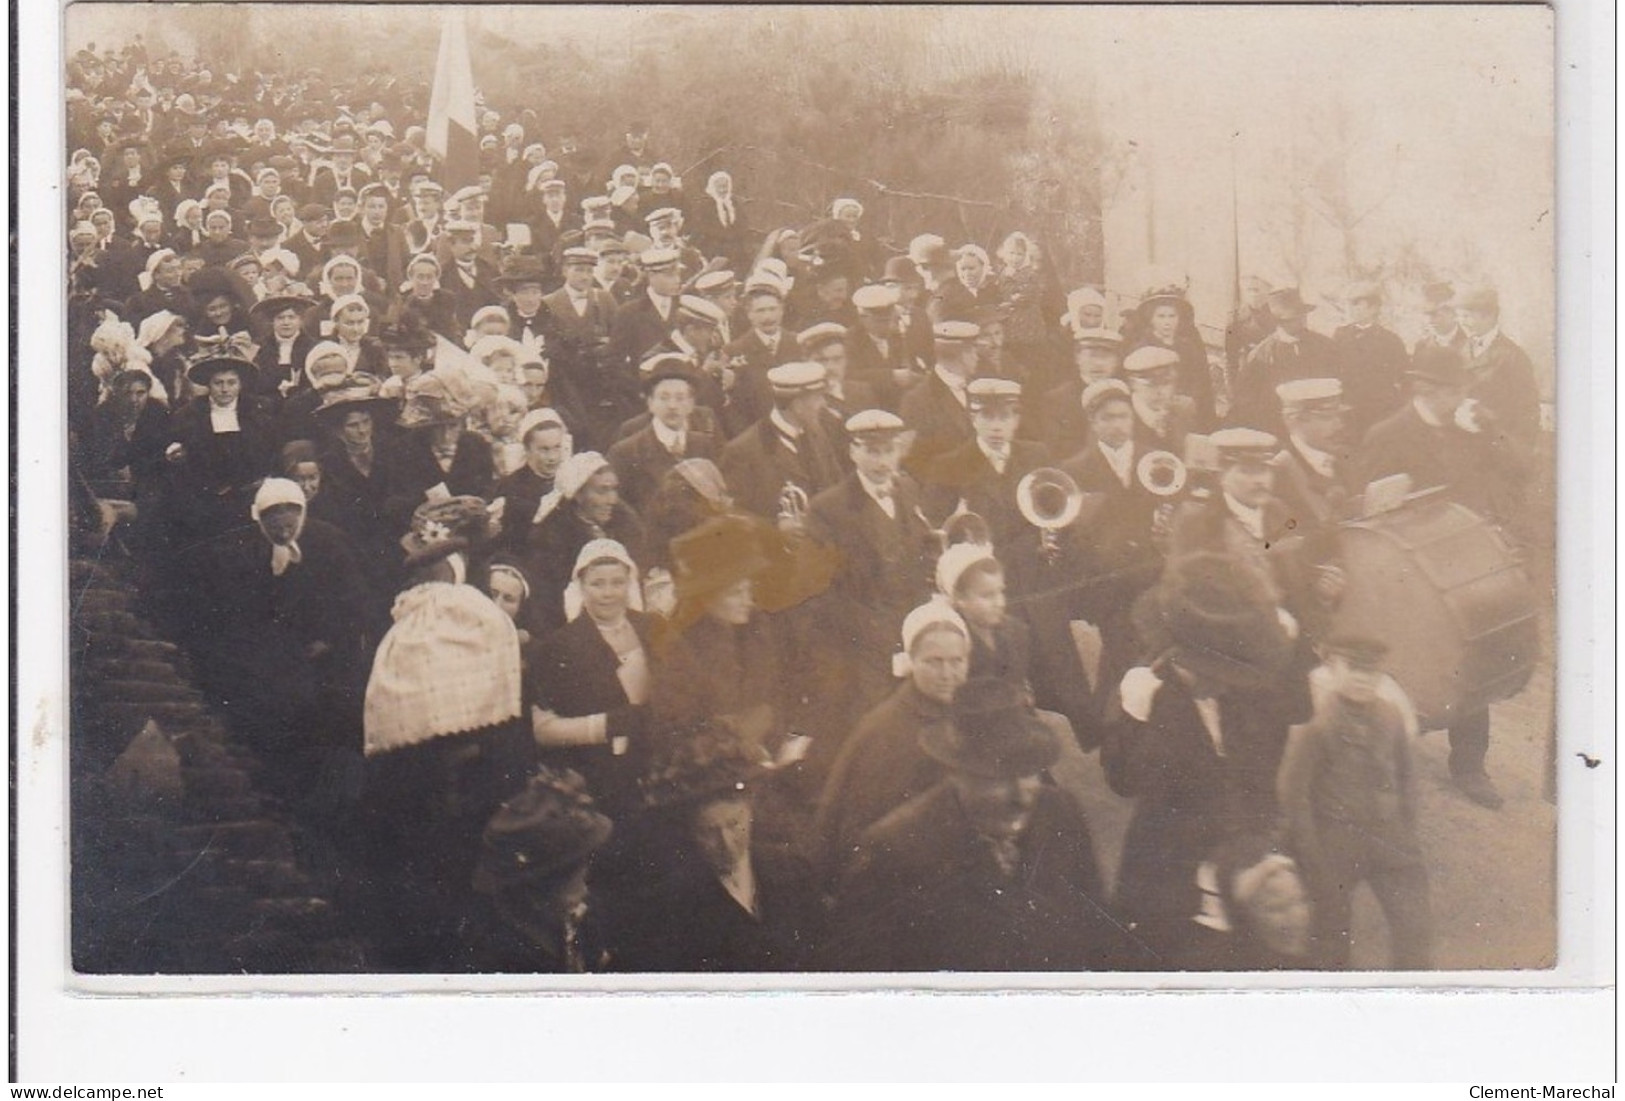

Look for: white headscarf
[892,597,968,678]
[707,171,736,227]
[531,450,609,525]
[956,245,991,291]
[562,538,645,622]
[517,405,571,446]
[831,197,864,220]
[134,309,182,359]
[320,258,364,301]
[934,542,999,600]
[250,478,307,576]
[303,340,351,386]
[137,248,177,291]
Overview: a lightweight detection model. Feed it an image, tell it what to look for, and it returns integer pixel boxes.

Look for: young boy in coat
[1277,634,1432,969]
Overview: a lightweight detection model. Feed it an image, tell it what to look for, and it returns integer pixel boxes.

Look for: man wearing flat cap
[846,282,918,410]
[899,320,981,480]
[1170,426,1305,614]
[804,408,938,732]
[606,246,684,386]
[718,361,846,523]
[1035,326,1125,457]
[828,677,1121,971]
[920,378,1046,547]
[535,247,622,453]
[720,281,795,438]
[527,178,579,276]
[438,220,504,331]
[1331,281,1407,437]
[797,322,878,430]
[1122,343,1200,457]
[1230,286,1338,435]
[1270,377,1358,533]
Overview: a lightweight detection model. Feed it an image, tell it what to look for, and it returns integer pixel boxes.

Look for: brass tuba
[1136,450,1189,497]
[1136,449,1189,552]
[776,480,811,530]
[1016,467,1084,560]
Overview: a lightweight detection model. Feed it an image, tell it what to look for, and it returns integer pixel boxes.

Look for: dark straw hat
[920,677,1060,780]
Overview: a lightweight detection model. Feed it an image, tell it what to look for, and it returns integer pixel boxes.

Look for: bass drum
[1332,496,1539,730]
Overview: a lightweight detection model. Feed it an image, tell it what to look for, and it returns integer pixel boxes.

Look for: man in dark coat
[1270,377,1360,533]
[1454,283,1543,458]
[798,322,879,434]
[1123,344,1202,458]
[527,180,580,283]
[718,362,846,522]
[1056,378,1171,712]
[1032,326,1123,458]
[805,410,938,731]
[720,282,795,439]
[1169,427,1312,621]
[1353,347,1531,532]
[919,378,1047,548]
[628,296,732,429]
[541,247,622,453]
[846,283,917,414]
[1230,286,1338,435]
[606,356,720,515]
[308,135,373,204]
[606,246,682,379]
[1224,275,1276,379]
[899,320,980,481]
[439,220,504,333]
[828,678,1121,971]
[1330,281,1408,437]
[1099,554,1312,969]
[1350,346,1532,809]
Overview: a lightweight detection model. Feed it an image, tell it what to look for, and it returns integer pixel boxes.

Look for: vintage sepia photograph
[58,1,1563,983]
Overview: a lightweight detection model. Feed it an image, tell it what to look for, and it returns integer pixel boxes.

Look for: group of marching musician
[66,37,1543,973]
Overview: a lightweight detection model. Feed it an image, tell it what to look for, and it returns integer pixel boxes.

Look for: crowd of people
[66,37,1545,974]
